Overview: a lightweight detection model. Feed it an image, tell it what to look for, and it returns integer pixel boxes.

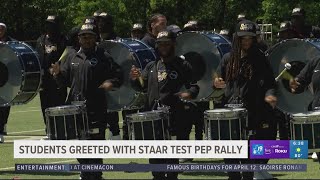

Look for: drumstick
[58,47,70,63]
[138,76,144,87]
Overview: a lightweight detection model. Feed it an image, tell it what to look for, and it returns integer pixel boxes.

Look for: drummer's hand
[130,65,141,80]
[265,95,277,108]
[213,78,226,89]
[99,80,113,91]
[177,92,192,100]
[289,78,300,93]
[51,62,60,76]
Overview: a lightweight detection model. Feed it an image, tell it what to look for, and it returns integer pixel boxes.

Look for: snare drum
[0,41,41,106]
[45,105,90,140]
[126,110,170,140]
[291,111,320,151]
[204,108,247,140]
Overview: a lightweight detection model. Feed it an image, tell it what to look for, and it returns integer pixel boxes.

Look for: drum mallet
[275,63,291,82]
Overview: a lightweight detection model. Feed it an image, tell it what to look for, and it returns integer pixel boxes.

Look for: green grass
[1,96,320,179]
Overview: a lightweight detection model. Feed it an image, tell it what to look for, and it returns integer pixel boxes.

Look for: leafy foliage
[0,0,319,40]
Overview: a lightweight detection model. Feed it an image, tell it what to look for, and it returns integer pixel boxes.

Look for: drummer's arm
[105,54,123,90]
[183,61,199,99]
[262,56,277,108]
[295,56,319,92]
[130,62,152,92]
[212,53,228,89]
[184,82,199,99]
[263,56,277,97]
[54,55,71,88]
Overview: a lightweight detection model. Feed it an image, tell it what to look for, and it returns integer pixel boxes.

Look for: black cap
[93,10,101,17]
[46,15,59,24]
[83,17,96,25]
[279,21,292,32]
[167,24,181,34]
[183,21,198,31]
[99,12,113,22]
[219,29,229,35]
[156,30,176,42]
[291,7,305,16]
[132,23,143,31]
[78,24,97,36]
[236,20,256,37]
[237,14,246,21]
[183,21,198,28]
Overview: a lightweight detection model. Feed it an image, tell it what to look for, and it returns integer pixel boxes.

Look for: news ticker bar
[15,164,307,172]
[14,140,308,159]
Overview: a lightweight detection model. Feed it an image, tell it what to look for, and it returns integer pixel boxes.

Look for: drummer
[213,20,277,180]
[51,23,123,180]
[97,11,122,140]
[142,13,167,49]
[130,30,199,180]
[131,23,145,40]
[0,22,16,143]
[98,12,119,41]
[290,7,320,38]
[290,55,320,165]
[36,15,68,137]
[278,21,296,42]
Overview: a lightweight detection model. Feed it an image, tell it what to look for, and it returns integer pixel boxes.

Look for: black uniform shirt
[99,32,119,41]
[56,47,123,112]
[257,40,269,52]
[216,47,276,129]
[292,25,320,38]
[36,34,67,69]
[0,36,16,42]
[141,33,156,49]
[296,56,320,110]
[131,56,199,110]
[36,34,67,89]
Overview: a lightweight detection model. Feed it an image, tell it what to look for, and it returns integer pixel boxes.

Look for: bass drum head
[0,42,38,106]
[267,39,320,113]
[175,32,231,101]
[100,39,156,111]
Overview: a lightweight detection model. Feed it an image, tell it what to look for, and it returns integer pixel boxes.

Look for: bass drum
[175,31,231,101]
[0,41,41,106]
[267,39,320,113]
[99,39,156,111]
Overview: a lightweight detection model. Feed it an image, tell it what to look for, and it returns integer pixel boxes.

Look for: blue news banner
[15,164,307,172]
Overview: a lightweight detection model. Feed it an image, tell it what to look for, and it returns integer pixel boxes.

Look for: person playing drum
[212,20,277,180]
[97,12,122,140]
[290,55,320,165]
[36,15,68,137]
[130,30,199,180]
[0,22,16,143]
[51,23,123,180]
